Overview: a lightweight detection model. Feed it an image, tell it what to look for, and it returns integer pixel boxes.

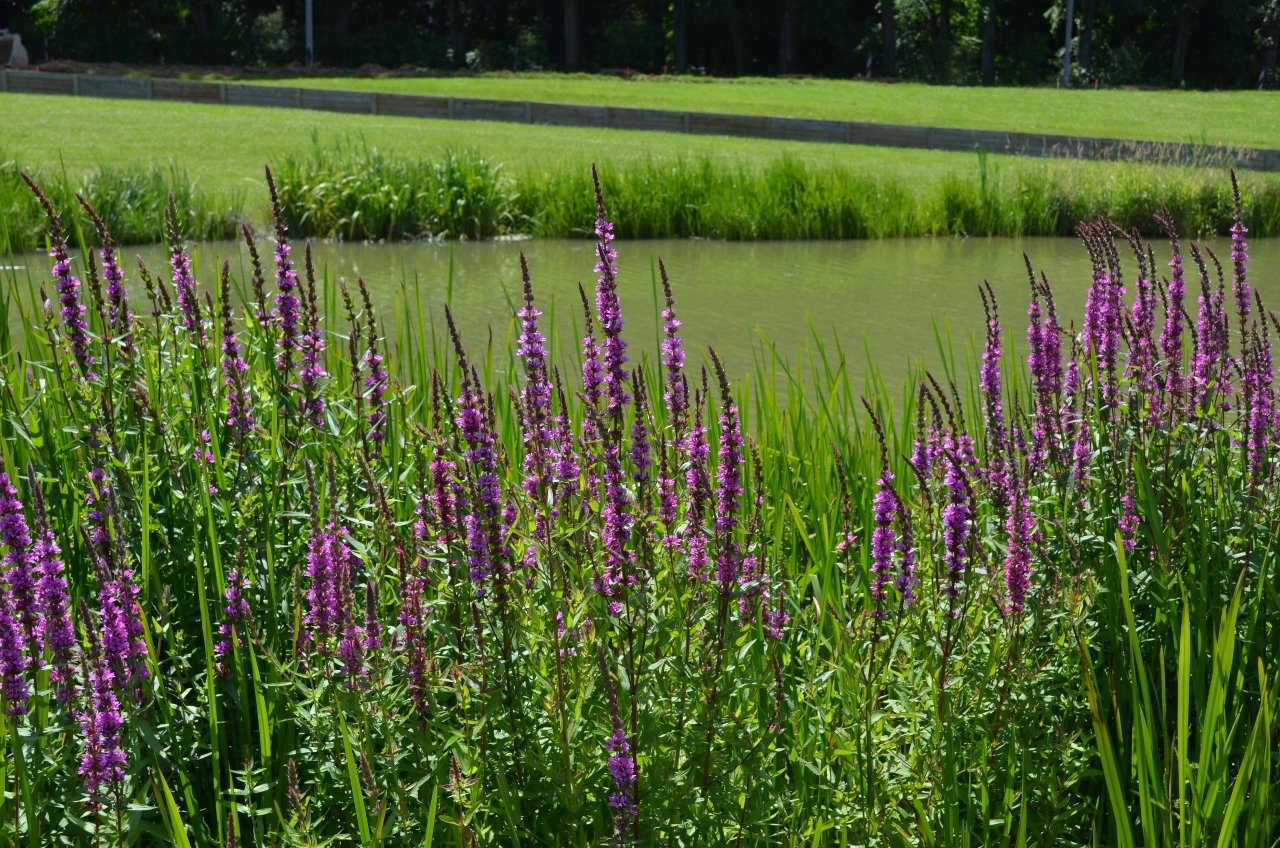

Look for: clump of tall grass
[0,164,1276,846]
[268,139,1280,243]
[0,155,246,254]
[271,137,519,241]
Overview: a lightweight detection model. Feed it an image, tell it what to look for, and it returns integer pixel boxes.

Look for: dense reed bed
[272,142,1280,242]
[0,158,245,256]
[0,166,1277,847]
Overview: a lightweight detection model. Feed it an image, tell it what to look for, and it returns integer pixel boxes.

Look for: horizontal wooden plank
[607,107,685,133]
[687,112,768,137]
[151,78,223,103]
[79,75,148,99]
[224,84,300,108]
[373,92,450,119]
[530,101,609,127]
[451,98,529,122]
[767,117,847,143]
[301,88,374,114]
[4,70,75,95]
[847,122,931,148]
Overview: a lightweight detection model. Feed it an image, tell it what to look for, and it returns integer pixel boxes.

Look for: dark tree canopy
[3,0,1279,89]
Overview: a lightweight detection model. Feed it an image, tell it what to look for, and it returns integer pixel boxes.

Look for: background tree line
[2,0,1279,89]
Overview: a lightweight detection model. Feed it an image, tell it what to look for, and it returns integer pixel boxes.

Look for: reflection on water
[7,237,1279,398]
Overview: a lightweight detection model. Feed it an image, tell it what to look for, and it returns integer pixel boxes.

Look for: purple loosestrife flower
[630,373,652,484]
[458,374,502,589]
[166,197,206,346]
[76,630,127,810]
[711,354,744,594]
[399,570,430,715]
[597,444,633,613]
[1118,490,1139,552]
[304,522,350,650]
[25,174,97,381]
[93,552,149,703]
[266,168,302,389]
[942,450,972,615]
[659,260,688,436]
[516,255,552,496]
[0,582,27,715]
[1230,173,1251,331]
[597,647,637,840]
[298,246,327,428]
[357,278,389,443]
[1244,323,1273,482]
[79,195,134,350]
[591,167,630,415]
[0,462,39,656]
[1158,211,1187,406]
[580,285,605,449]
[685,400,712,580]
[895,499,918,607]
[1003,477,1034,615]
[1081,225,1124,408]
[219,262,256,435]
[1190,243,1225,412]
[214,567,251,676]
[869,469,897,612]
[979,284,1009,506]
[1123,238,1160,414]
[31,476,75,700]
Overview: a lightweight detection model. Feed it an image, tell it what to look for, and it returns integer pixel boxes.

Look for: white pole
[305,0,314,67]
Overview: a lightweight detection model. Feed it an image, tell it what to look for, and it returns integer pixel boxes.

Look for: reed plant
[0,156,246,255]
[0,164,1276,847]
[272,140,1280,243]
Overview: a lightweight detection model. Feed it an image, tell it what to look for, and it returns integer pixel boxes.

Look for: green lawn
[4,91,1256,207]
[251,73,1280,150]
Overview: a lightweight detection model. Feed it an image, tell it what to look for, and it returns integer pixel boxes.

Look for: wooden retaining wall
[3,68,1277,173]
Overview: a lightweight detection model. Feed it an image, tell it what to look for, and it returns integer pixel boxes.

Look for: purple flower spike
[0,462,39,656]
[1229,173,1250,331]
[31,474,75,700]
[516,255,552,496]
[1157,211,1187,406]
[659,260,688,436]
[591,167,630,415]
[165,196,206,346]
[219,262,256,435]
[869,468,897,612]
[1003,477,1034,615]
[76,627,127,809]
[266,168,302,389]
[25,174,97,381]
[942,449,972,615]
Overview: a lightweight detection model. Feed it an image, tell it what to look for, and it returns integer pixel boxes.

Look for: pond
[7,236,1279,398]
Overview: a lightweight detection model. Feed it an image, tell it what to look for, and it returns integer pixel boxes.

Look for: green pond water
[6,237,1279,399]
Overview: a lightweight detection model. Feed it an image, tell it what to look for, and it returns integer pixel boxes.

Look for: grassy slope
[3,92,1261,206]
[255,73,1280,150]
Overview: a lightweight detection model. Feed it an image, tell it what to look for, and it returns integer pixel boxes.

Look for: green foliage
[0,168,1277,846]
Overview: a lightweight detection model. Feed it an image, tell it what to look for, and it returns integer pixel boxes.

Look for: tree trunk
[1171,5,1192,85]
[563,0,579,70]
[448,0,465,68]
[940,0,952,42]
[881,0,896,77]
[779,0,798,74]
[1078,0,1095,72]
[1264,16,1280,86]
[980,0,996,85]
[723,0,747,75]
[674,0,689,71]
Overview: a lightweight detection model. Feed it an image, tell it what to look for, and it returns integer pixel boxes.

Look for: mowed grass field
[3,92,1271,207]
[254,72,1280,150]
